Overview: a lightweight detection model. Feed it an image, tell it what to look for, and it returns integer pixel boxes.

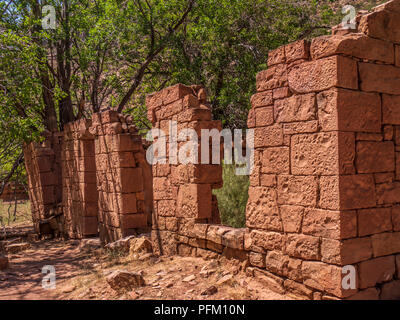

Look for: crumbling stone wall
[23,131,62,234]
[146,84,246,258]
[90,111,152,243]
[25,112,152,243]
[61,119,98,238]
[245,0,400,300]
[0,183,29,201]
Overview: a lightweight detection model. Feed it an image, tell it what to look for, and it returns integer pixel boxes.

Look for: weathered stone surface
[5,242,30,254]
[358,208,392,236]
[284,234,320,260]
[0,254,8,270]
[249,252,265,268]
[177,184,212,219]
[359,9,400,44]
[380,280,400,300]
[274,94,316,123]
[253,268,285,294]
[284,279,313,299]
[359,256,395,289]
[382,94,400,125]
[346,288,380,300]
[302,261,353,298]
[291,132,355,175]
[244,230,283,253]
[376,182,400,205]
[106,270,145,291]
[356,141,395,173]
[342,237,373,264]
[339,175,376,210]
[282,121,318,135]
[371,232,400,257]
[311,33,394,63]
[320,239,341,264]
[280,205,303,233]
[359,63,400,95]
[251,91,273,108]
[285,40,310,63]
[303,209,357,240]
[288,56,358,94]
[267,46,285,66]
[246,187,281,231]
[257,64,287,91]
[277,175,318,207]
[254,124,284,148]
[317,88,381,132]
[393,206,400,231]
[255,107,274,127]
[261,147,290,174]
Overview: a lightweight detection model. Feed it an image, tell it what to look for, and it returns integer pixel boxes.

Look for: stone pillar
[245,0,400,300]
[61,119,98,238]
[23,131,62,234]
[91,110,151,243]
[146,84,223,256]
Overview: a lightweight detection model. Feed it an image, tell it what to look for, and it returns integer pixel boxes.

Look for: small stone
[201,286,218,296]
[182,275,196,282]
[62,285,76,293]
[217,274,233,285]
[5,243,30,254]
[106,270,145,292]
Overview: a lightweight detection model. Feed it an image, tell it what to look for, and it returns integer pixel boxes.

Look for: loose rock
[106,270,145,292]
[201,286,218,296]
[5,242,30,254]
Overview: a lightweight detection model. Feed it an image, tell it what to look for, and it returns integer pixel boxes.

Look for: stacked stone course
[90,111,152,243]
[23,131,62,234]
[61,119,98,238]
[22,0,400,300]
[146,84,247,258]
[245,0,400,300]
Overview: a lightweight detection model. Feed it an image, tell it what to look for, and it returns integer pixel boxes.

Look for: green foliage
[213,164,249,228]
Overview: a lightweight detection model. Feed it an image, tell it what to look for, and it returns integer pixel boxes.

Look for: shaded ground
[0,239,294,300]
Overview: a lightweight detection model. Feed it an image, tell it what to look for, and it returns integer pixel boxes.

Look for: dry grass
[0,200,32,227]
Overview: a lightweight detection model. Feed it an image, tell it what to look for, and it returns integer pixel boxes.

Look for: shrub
[213,164,249,228]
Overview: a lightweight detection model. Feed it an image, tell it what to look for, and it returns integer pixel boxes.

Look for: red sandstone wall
[0,183,29,202]
[90,111,152,243]
[245,0,400,300]
[62,119,98,238]
[146,84,247,258]
[23,131,62,233]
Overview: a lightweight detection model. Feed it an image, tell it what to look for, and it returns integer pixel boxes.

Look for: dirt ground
[0,238,294,300]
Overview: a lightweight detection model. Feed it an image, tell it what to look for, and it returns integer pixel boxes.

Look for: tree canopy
[0,0,346,189]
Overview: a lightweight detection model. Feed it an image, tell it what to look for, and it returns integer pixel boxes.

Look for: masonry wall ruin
[244,0,400,300]
[24,112,152,242]
[146,84,247,258]
[62,119,98,238]
[91,111,152,243]
[24,131,63,234]
[23,0,400,300]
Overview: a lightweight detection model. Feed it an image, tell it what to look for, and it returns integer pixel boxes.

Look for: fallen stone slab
[5,242,30,254]
[105,235,136,253]
[106,270,145,292]
[0,254,8,270]
[201,285,218,296]
[79,238,102,251]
